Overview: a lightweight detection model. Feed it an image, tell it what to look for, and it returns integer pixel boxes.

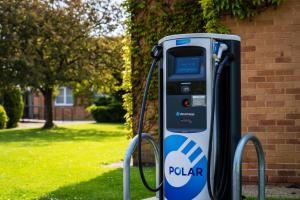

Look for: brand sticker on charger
[164,135,207,199]
[192,95,206,107]
[176,38,191,45]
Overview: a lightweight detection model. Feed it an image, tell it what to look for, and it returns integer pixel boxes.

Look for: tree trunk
[42,88,55,129]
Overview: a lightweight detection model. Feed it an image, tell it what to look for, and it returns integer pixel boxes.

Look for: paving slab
[18,119,95,128]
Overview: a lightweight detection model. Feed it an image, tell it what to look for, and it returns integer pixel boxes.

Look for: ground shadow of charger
[37,167,156,200]
[0,127,123,145]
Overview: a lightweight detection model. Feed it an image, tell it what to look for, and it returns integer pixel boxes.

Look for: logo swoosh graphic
[164,135,207,200]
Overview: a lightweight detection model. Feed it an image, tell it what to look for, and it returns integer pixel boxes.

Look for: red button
[182,99,190,107]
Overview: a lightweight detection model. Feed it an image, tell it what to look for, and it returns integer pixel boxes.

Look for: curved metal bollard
[233,133,265,200]
[123,133,160,200]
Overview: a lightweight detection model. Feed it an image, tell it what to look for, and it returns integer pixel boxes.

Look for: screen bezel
[167,46,206,81]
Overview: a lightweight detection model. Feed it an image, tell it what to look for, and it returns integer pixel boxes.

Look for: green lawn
[0,123,297,200]
[0,123,155,200]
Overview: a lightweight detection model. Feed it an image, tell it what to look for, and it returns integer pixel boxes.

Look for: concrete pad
[243,184,300,199]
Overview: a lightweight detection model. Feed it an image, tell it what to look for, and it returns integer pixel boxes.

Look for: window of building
[55,87,74,106]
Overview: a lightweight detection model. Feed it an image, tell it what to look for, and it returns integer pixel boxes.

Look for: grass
[247,198,298,200]
[0,123,297,200]
[0,123,155,200]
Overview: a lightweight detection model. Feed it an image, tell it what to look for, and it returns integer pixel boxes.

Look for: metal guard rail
[233,133,265,200]
[123,132,265,200]
[123,133,160,200]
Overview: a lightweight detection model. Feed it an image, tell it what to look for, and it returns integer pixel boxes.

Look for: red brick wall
[30,93,91,120]
[53,106,91,121]
[222,0,300,184]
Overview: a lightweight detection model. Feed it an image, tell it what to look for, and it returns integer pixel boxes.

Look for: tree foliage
[0,0,122,128]
[72,36,124,101]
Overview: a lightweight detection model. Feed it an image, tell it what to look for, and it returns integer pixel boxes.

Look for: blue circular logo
[164,135,207,200]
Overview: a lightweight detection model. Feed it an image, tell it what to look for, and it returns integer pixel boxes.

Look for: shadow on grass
[38,167,155,200]
[0,125,125,144]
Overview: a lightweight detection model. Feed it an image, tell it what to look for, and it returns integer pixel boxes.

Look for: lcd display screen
[175,56,202,74]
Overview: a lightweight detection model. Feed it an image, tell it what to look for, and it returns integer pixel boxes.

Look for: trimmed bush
[0,105,8,129]
[88,103,125,123]
[3,87,24,128]
[94,96,113,106]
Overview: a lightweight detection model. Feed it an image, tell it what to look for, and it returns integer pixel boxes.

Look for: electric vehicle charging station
[123,33,265,200]
[160,33,241,200]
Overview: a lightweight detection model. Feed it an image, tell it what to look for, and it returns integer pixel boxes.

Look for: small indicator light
[182,99,190,107]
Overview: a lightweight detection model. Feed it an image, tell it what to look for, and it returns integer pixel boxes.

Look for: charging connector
[213,42,228,66]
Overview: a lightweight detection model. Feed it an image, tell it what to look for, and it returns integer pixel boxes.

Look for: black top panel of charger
[166,46,207,132]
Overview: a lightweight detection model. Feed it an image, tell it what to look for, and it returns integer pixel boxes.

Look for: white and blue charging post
[160,33,241,200]
[123,33,265,200]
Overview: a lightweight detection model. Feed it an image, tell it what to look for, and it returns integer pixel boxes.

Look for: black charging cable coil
[207,53,233,200]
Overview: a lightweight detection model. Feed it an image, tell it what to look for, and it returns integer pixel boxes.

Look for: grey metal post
[232,133,265,200]
[123,133,160,200]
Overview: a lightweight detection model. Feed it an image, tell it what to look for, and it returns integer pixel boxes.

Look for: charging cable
[137,45,163,192]
[207,53,233,200]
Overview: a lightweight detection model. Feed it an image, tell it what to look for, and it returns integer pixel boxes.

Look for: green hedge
[88,103,125,123]
[0,105,8,129]
[3,87,24,128]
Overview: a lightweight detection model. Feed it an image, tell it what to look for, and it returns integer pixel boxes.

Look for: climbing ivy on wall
[122,0,283,137]
[122,0,205,137]
[201,0,283,33]
[122,36,133,135]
